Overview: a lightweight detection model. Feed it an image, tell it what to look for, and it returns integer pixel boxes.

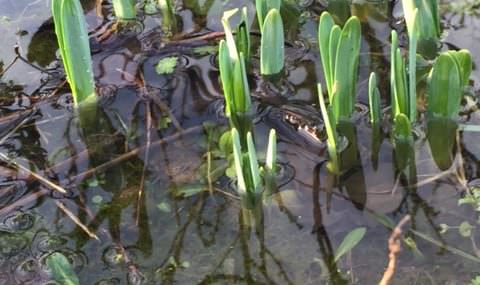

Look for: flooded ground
[1,0,480,284]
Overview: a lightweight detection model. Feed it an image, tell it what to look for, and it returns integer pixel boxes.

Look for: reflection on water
[1,0,480,284]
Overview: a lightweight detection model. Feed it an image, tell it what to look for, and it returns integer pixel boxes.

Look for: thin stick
[136,101,152,225]
[0,55,19,77]
[378,215,411,285]
[55,201,99,240]
[0,153,67,194]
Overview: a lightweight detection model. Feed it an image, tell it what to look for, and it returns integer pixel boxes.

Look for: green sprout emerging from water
[426,50,472,170]
[219,9,253,149]
[255,0,281,30]
[260,8,284,76]
[402,0,440,58]
[318,11,361,122]
[231,128,277,208]
[52,0,96,106]
[427,50,472,120]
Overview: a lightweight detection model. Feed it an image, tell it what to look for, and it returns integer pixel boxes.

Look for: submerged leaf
[334,227,366,262]
[47,252,80,285]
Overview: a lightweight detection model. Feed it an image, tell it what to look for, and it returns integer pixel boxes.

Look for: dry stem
[378,215,411,285]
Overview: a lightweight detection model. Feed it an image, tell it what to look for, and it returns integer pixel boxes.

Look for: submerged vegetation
[2,0,480,283]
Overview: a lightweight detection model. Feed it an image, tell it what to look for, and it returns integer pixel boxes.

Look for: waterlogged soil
[1,0,480,284]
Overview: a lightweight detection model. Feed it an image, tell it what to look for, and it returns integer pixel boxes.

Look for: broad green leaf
[112,0,136,20]
[333,16,361,120]
[260,9,284,75]
[402,0,439,39]
[427,117,457,170]
[255,0,281,30]
[449,49,472,86]
[47,252,80,285]
[155,56,178,75]
[334,227,366,262]
[318,12,335,97]
[368,72,381,125]
[427,53,462,119]
[52,0,96,105]
[394,113,412,141]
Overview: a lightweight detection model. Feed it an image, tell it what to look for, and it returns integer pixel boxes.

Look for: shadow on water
[1,0,480,284]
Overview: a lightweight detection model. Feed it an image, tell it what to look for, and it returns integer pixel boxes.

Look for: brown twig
[0,54,19,77]
[136,100,152,225]
[55,200,99,240]
[378,215,411,285]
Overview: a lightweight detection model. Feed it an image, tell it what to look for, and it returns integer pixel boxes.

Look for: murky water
[1,0,480,284]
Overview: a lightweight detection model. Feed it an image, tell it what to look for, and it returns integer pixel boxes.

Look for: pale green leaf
[260,9,284,75]
[47,252,80,285]
[334,227,366,262]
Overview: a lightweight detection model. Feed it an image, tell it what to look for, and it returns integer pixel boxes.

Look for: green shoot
[219,10,253,149]
[260,9,284,75]
[390,30,408,118]
[112,0,137,20]
[393,113,412,143]
[255,0,281,30]
[317,83,339,174]
[236,7,250,65]
[158,0,176,31]
[427,50,472,120]
[402,0,440,58]
[368,72,381,126]
[52,0,96,106]
[318,12,361,122]
[390,19,418,124]
[231,128,277,206]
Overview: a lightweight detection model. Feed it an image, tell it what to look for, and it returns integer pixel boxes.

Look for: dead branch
[378,215,411,285]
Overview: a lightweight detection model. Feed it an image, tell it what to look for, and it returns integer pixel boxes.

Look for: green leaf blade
[47,252,80,285]
[260,9,284,75]
[334,227,367,262]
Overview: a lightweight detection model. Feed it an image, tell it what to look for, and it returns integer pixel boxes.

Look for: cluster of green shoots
[219,4,283,208]
[317,0,472,174]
